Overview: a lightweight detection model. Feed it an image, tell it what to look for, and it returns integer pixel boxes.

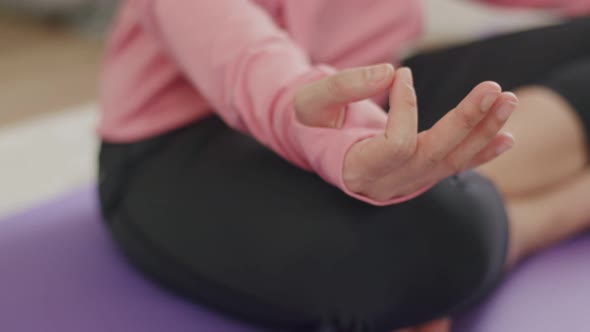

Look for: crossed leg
[477,86,590,267]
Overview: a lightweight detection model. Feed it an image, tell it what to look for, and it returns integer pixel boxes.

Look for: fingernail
[496,142,513,155]
[366,64,392,84]
[496,102,516,121]
[480,93,498,113]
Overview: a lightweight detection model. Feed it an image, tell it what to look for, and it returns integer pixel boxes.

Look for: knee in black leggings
[382,171,509,328]
[107,176,508,332]
[296,171,509,331]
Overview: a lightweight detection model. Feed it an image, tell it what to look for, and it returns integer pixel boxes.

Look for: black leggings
[98,18,590,332]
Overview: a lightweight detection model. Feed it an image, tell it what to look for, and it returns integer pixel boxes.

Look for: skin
[295,64,518,202]
[478,86,589,198]
[294,65,590,332]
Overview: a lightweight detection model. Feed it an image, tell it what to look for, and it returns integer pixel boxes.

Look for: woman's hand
[295,64,518,202]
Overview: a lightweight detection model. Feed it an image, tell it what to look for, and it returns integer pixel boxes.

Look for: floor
[0,14,101,216]
[0,1,555,218]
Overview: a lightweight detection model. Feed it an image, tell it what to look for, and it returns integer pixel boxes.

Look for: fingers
[444,92,518,172]
[356,67,419,174]
[385,67,419,152]
[467,132,515,169]
[419,81,502,165]
[339,67,419,178]
[295,63,394,127]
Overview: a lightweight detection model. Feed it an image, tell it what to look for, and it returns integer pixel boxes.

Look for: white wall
[420,0,558,49]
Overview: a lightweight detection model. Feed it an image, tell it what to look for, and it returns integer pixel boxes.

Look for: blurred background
[0,0,558,218]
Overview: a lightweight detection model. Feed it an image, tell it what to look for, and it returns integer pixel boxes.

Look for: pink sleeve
[482,0,590,15]
[137,0,430,206]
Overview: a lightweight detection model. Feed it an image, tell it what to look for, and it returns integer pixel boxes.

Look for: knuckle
[422,149,444,168]
[455,105,479,130]
[482,118,501,139]
[445,156,467,173]
[388,137,416,159]
[326,76,349,99]
[403,90,418,109]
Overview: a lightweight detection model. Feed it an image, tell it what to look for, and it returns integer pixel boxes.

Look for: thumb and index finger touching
[294,63,396,128]
[295,63,423,178]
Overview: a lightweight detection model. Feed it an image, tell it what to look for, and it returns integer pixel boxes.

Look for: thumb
[295,63,394,128]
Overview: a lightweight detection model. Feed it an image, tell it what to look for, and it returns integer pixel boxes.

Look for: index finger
[385,67,418,147]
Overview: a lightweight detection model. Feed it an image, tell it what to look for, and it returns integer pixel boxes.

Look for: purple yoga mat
[453,226,590,332]
[0,187,279,332]
[0,187,588,331]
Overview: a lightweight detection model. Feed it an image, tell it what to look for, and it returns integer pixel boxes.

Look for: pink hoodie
[100,0,590,205]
